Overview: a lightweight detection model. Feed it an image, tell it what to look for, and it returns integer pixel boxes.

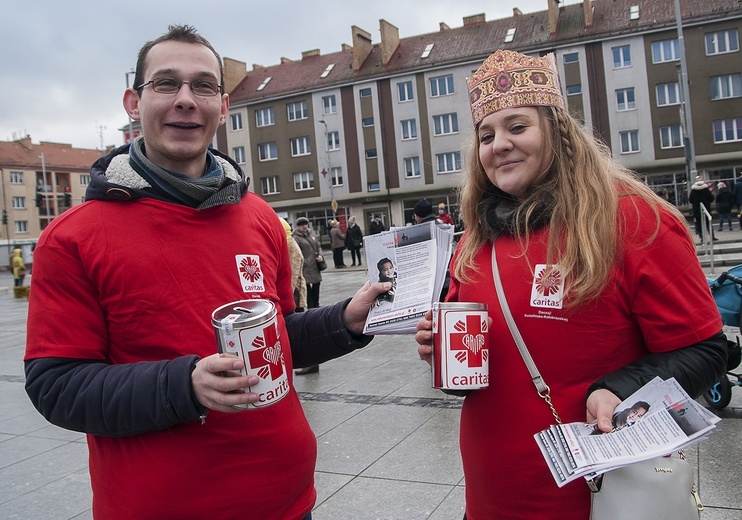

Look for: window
[504,28,516,43]
[430,74,454,97]
[711,74,742,100]
[398,81,414,102]
[433,113,459,135]
[261,176,280,195]
[706,29,739,55]
[11,196,25,209]
[404,157,421,178]
[713,118,742,143]
[563,53,579,64]
[9,171,23,184]
[15,221,28,233]
[293,172,315,191]
[256,107,275,127]
[233,146,245,164]
[362,117,374,127]
[612,45,631,68]
[359,87,372,98]
[651,39,679,63]
[290,136,311,157]
[287,101,308,121]
[320,64,335,78]
[330,167,343,187]
[327,131,340,151]
[616,88,636,111]
[660,125,683,149]
[230,113,243,131]
[420,44,434,59]
[619,130,640,153]
[629,5,640,20]
[566,85,582,96]
[436,152,461,173]
[258,142,278,161]
[366,149,378,159]
[368,182,381,191]
[401,119,417,140]
[656,82,680,106]
[322,95,336,115]
[80,174,91,186]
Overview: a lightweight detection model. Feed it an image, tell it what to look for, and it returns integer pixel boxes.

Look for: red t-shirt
[25,194,315,520]
[448,198,721,519]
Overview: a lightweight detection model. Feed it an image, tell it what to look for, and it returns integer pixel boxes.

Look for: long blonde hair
[455,106,688,307]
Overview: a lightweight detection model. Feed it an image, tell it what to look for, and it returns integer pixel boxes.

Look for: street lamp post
[318,119,336,218]
[674,0,697,179]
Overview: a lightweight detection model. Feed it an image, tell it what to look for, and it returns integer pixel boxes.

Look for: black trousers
[332,247,345,267]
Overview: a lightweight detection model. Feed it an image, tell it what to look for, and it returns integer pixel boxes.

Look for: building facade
[0,137,103,262]
[221,0,742,236]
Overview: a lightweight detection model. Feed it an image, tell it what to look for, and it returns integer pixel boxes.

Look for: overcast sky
[1,0,580,151]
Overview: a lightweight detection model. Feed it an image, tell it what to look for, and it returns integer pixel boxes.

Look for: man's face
[123,40,228,178]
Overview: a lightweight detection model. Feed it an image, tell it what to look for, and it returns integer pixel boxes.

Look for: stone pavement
[1,255,741,519]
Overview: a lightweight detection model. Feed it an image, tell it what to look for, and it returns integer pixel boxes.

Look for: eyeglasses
[136,77,222,97]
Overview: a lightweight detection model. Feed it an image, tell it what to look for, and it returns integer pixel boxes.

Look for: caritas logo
[235,254,266,293]
[450,315,488,367]
[247,321,284,381]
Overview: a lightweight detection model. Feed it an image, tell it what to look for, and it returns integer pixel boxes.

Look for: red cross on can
[212,300,289,409]
[431,302,489,390]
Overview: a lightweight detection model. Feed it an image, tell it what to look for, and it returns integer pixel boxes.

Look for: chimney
[463,13,486,27]
[380,19,399,66]
[439,22,451,31]
[280,57,294,64]
[223,58,247,94]
[513,8,522,16]
[302,49,321,60]
[352,26,373,71]
[341,43,352,52]
[583,0,593,29]
[548,0,561,35]
[18,136,33,150]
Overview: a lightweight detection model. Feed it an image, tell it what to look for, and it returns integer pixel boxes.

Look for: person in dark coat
[688,176,716,241]
[715,181,734,231]
[369,215,385,235]
[344,216,364,266]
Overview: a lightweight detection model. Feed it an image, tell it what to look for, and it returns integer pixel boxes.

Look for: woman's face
[477,107,552,197]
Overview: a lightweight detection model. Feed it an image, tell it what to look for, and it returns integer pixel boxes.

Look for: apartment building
[0,137,103,258]
[222,0,742,236]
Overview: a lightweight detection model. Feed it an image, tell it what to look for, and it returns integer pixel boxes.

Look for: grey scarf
[128,136,242,210]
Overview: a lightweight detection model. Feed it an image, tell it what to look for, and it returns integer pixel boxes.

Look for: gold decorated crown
[467,50,565,125]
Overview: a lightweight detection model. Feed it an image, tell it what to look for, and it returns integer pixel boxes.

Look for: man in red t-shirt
[23,25,390,520]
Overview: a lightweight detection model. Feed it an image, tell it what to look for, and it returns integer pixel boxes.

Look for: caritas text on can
[212,300,290,409]
[431,302,489,390]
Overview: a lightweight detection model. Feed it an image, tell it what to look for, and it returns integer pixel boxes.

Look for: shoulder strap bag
[490,241,702,520]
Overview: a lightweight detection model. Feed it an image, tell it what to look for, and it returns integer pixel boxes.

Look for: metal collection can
[431,302,489,390]
[211,299,289,409]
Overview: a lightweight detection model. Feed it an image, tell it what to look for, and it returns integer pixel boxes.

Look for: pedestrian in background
[412,199,437,224]
[369,214,385,235]
[345,216,364,266]
[414,49,725,519]
[280,218,307,311]
[11,248,25,287]
[715,181,734,232]
[329,219,346,268]
[437,203,455,225]
[293,217,322,309]
[689,176,717,241]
